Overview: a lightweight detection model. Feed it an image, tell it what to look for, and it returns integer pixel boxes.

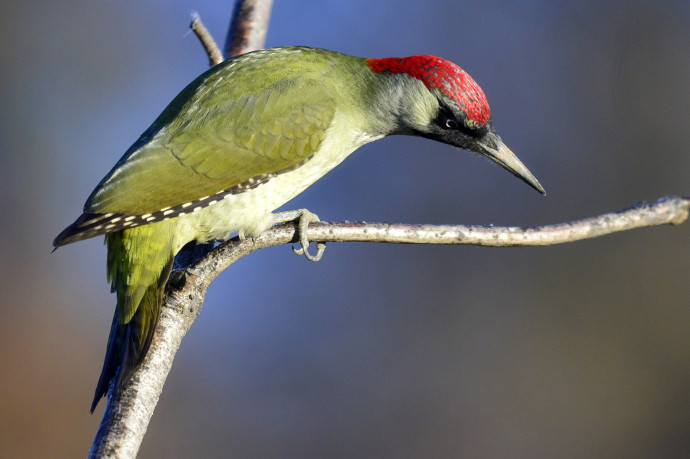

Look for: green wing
[52,49,351,247]
[87,66,336,216]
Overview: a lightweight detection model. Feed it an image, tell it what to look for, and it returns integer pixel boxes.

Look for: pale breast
[172,112,382,250]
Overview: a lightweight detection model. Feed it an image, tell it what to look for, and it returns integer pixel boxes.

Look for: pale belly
[173,116,381,250]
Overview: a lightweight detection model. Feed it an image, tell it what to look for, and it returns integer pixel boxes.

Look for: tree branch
[190,12,223,66]
[225,0,273,58]
[195,195,689,281]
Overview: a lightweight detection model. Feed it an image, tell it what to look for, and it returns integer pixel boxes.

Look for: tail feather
[91,311,124,413]
[91,224,175,412]
[90,258,173,412]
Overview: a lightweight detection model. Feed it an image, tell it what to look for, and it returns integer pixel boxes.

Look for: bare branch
[196,196,689,280]
[225,0,274,57]
[295,195,689,247]
[189,0,274,66]
[190,12,224,66]
[88,271,206,458]
[91,196,688,458]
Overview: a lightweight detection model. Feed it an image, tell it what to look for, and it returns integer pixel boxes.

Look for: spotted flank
[53,157,310,247]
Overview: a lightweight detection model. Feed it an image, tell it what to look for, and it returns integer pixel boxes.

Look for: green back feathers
[54,48,382,247]
[86,48,348,217]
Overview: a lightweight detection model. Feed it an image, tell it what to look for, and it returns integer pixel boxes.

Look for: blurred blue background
[1,1,689,457]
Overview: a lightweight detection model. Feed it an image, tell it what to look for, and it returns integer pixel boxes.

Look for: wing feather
[86,62,336,217]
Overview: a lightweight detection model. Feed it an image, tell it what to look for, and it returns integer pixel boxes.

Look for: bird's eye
[445,118,459,129]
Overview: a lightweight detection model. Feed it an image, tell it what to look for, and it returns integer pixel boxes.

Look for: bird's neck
[354,69,438,139]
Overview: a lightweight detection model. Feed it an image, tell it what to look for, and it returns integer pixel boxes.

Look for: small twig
[225,0,274,57]
[190,12,223,66]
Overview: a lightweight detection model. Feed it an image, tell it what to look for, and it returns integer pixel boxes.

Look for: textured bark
[225,0,273,58]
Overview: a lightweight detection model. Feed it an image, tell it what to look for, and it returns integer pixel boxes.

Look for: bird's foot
[274,209,325,262]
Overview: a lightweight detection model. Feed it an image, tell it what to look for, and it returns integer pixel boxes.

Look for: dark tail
[90,258,173,413]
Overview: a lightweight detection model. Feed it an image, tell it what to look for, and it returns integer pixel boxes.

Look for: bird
[53,46,544,412]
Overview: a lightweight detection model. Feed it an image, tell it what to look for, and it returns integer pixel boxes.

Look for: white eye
[445,118,459,129]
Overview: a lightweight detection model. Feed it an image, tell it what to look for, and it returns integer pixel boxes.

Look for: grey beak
[479,132,545,195]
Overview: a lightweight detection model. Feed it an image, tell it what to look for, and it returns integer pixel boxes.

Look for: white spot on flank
[145,216,156,222]
[110,217,122,223]
[124,215,136,221]
[181,202,192,208]
[163,209,174,216]
[141,213,152,219]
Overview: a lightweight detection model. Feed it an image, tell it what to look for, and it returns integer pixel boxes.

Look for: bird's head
[366,55,545,194]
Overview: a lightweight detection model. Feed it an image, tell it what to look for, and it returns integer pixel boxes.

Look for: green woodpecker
[54,46,544,411]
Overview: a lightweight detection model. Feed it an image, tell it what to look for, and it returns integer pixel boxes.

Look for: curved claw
[273,209,327,262]
[292,241,326,262]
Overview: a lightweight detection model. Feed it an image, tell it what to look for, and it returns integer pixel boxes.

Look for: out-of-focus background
[2,1,689,457]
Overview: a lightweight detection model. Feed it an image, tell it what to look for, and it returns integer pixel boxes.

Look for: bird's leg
[273,209,326,262]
